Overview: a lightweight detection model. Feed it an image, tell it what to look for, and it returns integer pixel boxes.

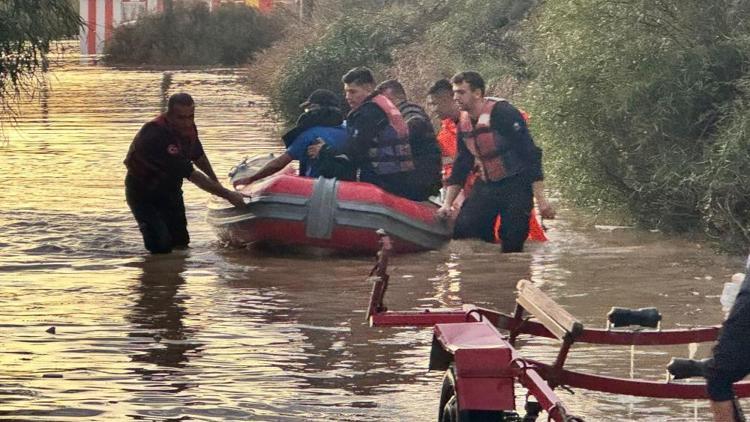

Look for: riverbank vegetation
[249,0,750,252]
[1,0,81,119]
[105,2,286,66]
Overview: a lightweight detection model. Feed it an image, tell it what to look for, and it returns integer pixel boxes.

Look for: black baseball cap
[300,89,340,108]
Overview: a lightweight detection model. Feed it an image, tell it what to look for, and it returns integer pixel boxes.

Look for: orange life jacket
[437,118,458,169]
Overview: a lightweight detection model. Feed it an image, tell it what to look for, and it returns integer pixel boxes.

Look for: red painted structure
[365,234,750,420]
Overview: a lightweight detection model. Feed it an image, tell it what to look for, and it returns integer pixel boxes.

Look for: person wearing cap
[233,89,351,186]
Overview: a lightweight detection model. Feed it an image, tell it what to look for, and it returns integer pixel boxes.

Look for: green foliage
[257,0,750,250]
[525,0,750,249]
[105,2,285,66]
[262,0,540,121]
[0,0,81,117]
[700,73,750,249]
[270,6,433,121]
[427,0,536,71]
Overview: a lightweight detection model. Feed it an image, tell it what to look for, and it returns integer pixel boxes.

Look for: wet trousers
[126,179,189,254]
[453,176,533,253]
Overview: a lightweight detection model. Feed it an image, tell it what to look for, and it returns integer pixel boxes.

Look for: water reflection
[216,251,437,401]
[40,82,50,128]
[127,254,201,390]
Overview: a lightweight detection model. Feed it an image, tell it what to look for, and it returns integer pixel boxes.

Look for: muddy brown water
[0,48,745,421]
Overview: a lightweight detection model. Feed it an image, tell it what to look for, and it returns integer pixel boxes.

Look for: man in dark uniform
[124,93,245,254]
[309,67,421,200]
[707,259,750,421]
[376,79,442,201]
[436,71,554,252]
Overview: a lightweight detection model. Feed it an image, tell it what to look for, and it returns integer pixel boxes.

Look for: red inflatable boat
[207,156,452,254]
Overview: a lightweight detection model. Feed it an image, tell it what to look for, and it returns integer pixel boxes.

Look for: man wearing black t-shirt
[124,93,245,254]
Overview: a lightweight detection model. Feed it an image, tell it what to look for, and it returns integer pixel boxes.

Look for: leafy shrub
[258,0,539,120]
[1,0,81,117]
[105,2,286,66]
[525,0,750,248]
[269,6,433,121]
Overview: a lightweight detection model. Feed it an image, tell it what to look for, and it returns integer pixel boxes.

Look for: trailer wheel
[437,366,508,422]
[437,367,458,421]
[441,395,459,422]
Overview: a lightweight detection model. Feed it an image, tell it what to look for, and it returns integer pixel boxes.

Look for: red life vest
[457,99,532,183]
[457,99,506,182]
[371,94,408,139]
[366,94,415,174]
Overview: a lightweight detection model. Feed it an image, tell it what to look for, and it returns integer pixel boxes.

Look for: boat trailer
[366,233,750,421]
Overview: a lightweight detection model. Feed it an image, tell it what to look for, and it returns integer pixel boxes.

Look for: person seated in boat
[308,67,426,201]
[375,79,442,201]
[707,263,750,422]
[233,89,353,186]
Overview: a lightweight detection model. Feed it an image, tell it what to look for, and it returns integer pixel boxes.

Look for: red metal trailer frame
[365,234,750,421]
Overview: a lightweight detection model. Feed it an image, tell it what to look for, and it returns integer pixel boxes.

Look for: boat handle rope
[465,309,483,322]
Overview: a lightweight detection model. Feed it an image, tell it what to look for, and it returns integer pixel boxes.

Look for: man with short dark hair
[437,71,554,252]
[125,92,245,254]
[310,67,421,200]
[427,78,461,180]
[376,79,441,201]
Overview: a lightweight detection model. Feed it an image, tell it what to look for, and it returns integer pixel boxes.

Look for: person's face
[452,81,482,112]
[427,92,459,120]
[344,82,371,109]
[169,103,195,136]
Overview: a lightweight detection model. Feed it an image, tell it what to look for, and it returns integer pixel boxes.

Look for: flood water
[0,47,746,421]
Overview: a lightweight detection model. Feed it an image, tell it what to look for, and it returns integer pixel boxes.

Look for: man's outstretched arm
[188,170,246,207]
[194,154,219,182]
